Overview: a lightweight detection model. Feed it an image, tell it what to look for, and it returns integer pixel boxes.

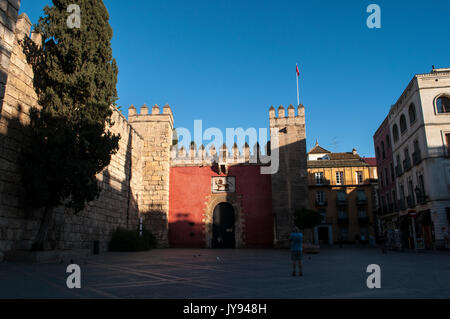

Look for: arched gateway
[212,203,236,248]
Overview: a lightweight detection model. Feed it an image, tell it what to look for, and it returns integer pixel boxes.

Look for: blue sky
[20,0,450,157]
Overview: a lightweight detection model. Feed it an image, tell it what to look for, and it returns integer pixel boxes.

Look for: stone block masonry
[270,104,309,248]
[128,104,174,248]
[0,9,151,252]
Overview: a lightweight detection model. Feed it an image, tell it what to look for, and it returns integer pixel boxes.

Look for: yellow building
[307,142,378,245]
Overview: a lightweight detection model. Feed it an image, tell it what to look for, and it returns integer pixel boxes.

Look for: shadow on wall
[140,207,170,248]
[0,69,7,114]
[271,137,309,249]
[0,100,141,252]
[168,213,206,248]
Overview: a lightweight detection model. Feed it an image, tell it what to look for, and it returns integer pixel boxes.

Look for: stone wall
[128,104,173,248]
[269,104,309,247]
[0,10,144,252]
[0,1,20,112]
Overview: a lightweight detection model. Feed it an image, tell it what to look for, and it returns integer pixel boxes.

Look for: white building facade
[388,68,450,249]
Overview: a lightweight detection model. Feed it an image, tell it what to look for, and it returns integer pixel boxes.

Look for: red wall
[169,165,273,248]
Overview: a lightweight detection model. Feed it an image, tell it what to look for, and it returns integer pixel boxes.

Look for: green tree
[20,0,120,251]
[293,208,322,230]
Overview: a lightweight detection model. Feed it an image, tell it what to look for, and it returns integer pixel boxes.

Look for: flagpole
[296,64,300,106]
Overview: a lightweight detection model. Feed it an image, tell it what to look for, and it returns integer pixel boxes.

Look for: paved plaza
[1,247,449,299]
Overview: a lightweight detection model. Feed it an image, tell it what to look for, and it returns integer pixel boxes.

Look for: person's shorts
[291,251,302,261]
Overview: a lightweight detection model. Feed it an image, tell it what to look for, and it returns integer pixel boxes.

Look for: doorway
[318,227,329,245]
[212,202,235,248]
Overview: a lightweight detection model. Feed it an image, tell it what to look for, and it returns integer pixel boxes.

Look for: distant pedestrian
[290,226,303,276]
[360,234,366,248]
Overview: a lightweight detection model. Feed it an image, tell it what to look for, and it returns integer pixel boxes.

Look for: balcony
[315,180,331,186]
[403,158,412,172]
[412,151,422,166]
[395,165,403,177]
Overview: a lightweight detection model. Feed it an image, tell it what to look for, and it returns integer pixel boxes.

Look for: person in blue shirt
[290,226,304,276]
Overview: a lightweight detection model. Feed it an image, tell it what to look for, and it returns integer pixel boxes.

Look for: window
[357,190,367,201]
[316,191,325,204]
[413,140,421,164]
[436,96,450,113]
[386,135,391,148]
[409,103,417,124]
[400,184,405,199]
[315,172,324,185]
[393,124,399,143]
[317,208,326,224]
[417,173,426,203]
[384,167,389,186]
[340,227,349,241]
[356,171,363,184]
[338,209,348,219]
[413,140,419,153]
[446,133,450,156]
[390,163,395,182]
[407,179,415,206]
[337,190,347,201]
[358,208,368,218]
[376,146,380,159]
[400,114,407,133]
[381,141,386,159]
[392,190,397,209]
[336,171,343,185]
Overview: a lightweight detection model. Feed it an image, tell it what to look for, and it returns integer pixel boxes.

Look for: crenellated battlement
[128,103,174,129]
[15,13,42,46]
[269,104,305,127]
[110,105,143,142]
[170,142,271,166]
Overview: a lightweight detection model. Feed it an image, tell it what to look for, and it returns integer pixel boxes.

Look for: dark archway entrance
[212,202,235,248]
[318,227,329,245]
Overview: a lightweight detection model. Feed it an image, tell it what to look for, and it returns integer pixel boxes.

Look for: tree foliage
[20,0,120,216]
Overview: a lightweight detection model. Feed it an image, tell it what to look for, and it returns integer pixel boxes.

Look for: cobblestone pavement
[1,247,449,298]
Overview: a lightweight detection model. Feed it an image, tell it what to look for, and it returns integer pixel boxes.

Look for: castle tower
[269,104,309,247]
[128,104,174,247]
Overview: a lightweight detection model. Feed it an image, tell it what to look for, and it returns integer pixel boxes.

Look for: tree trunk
[32,206,54,251]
